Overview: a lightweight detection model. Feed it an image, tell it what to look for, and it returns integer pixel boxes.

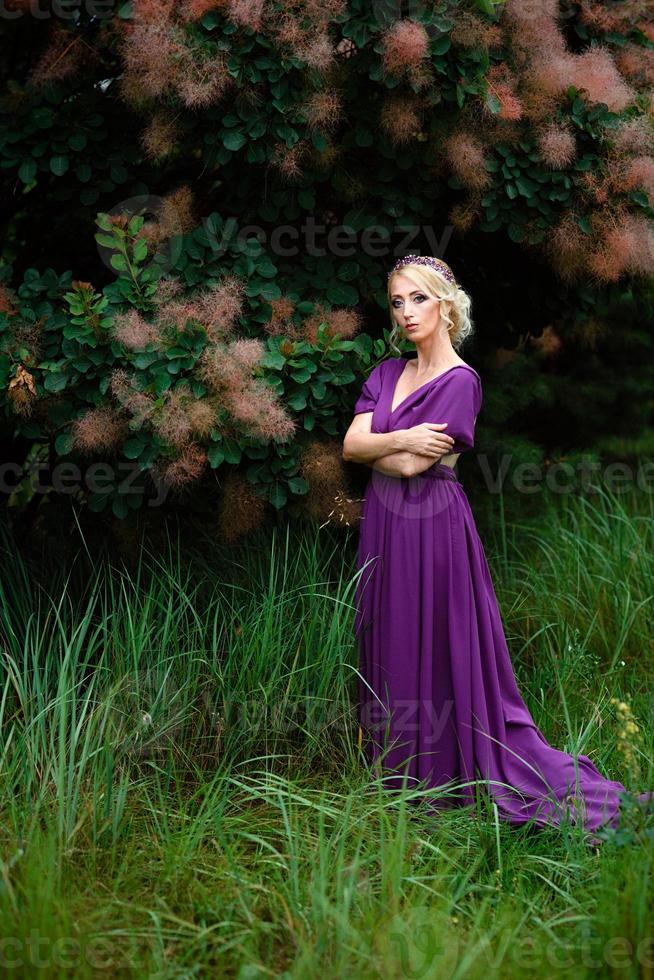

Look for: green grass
[0,477,652,978]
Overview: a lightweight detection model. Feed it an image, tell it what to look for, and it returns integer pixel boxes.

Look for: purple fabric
[353,357,641,834]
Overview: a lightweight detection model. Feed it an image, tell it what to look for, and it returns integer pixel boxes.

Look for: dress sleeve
[426,369,482,453]
[353,362,384,415]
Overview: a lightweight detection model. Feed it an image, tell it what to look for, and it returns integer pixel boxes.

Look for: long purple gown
[353,356,637,835]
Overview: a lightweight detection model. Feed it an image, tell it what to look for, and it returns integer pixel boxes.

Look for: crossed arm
[369,448,437,478]
[342,423,443,479]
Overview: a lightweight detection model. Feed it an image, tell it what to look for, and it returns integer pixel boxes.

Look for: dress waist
[421,463,459,483]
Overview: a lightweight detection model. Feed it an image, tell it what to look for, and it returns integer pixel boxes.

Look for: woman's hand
[399,422,455,459]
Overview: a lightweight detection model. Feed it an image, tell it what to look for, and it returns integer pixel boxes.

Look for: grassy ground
[0,475,652,978]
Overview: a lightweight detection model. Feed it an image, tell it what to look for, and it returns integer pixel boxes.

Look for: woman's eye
[392,294,425,307]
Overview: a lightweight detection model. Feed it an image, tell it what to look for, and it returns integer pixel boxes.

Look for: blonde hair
[386,262,474,357]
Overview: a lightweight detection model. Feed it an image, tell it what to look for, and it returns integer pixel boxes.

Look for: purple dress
[353,356,635,835]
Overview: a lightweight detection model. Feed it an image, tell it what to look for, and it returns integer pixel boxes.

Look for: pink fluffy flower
[572,46,636,113]
[71,407,129,454]
[381,20,430,76]
[443,131,491,191]
[228,0,265,32]
[112,310,162,350]
[537,124,577,169]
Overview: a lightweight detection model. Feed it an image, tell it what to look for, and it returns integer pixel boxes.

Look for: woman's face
[389,272,449,340]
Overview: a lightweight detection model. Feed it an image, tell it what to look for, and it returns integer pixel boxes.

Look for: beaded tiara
[387,254,457,286]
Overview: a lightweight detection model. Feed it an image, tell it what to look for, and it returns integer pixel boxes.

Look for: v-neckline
[389,358,466,416]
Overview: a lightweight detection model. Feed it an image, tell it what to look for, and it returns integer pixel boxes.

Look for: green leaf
[261,349,286,369]
[287,476,308,495]
[133,239,148,263]
[290,368,313,383]
[326,282,359,305]
[95,233,118,249]
[479,216,503,233]
[298,189,315,209]
[515,176,538,197]
[55,432,74,455]
[44,372,68,392]
[110,253,128,272]
[69,133,87,151]
[126,489,143,509]
[287,392,307,410]
[95,213,113,232]
[432,35,451,55]
[122,437,147,459]
[207,445,225,468]
[311,131,327,152]
[63,323,90,340]
[127,215,145,235]
[269,483,287,509]
[337,261,360,282]
[353,334,372,355]
[71,357,92,371]
[630,190,650,208]
[247,120,267,139]
[485,94,502,115]
[49,155,69,176]
[112,495,129,519]
[18,159,37,184]
[152,373,173,394]
[215,442,238,464]
[223,131,246,151]
[201,9,221,28]
[133,352,160,368]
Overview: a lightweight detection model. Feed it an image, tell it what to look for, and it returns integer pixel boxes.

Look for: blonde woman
[343,254,652,843]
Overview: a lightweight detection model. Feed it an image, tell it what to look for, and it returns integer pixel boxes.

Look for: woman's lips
[406,324,418,331]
